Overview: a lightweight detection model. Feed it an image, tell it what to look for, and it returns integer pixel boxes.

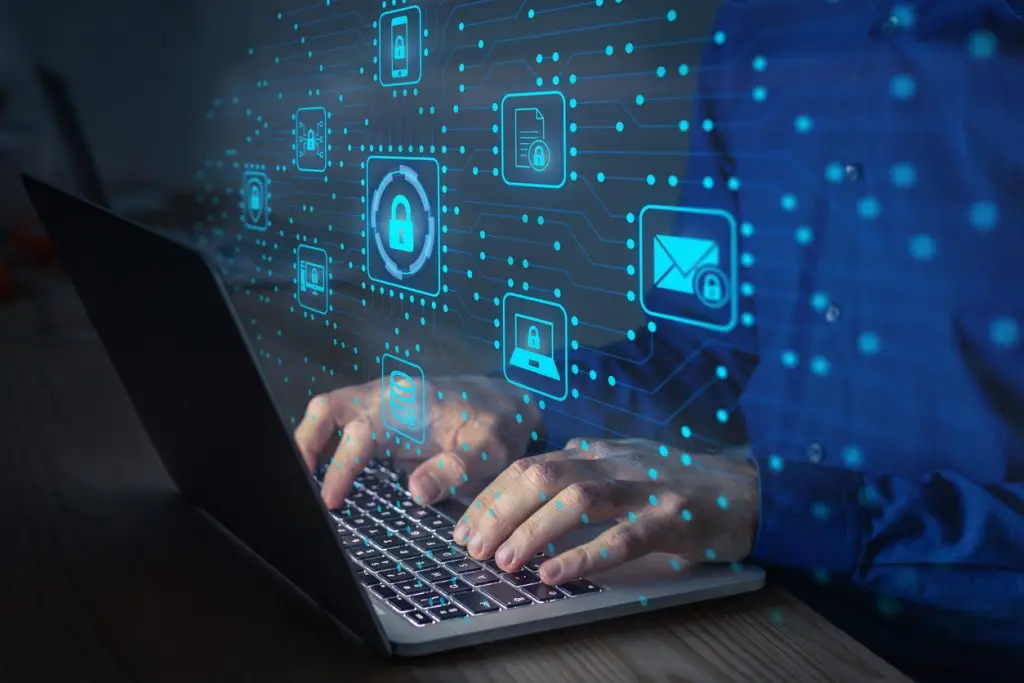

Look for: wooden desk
[0,275,911,683]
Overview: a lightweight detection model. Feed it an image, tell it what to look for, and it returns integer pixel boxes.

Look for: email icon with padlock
[639,204,739,333]
[652,235,719,294]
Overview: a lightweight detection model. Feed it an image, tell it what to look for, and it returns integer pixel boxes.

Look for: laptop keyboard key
[412,592,449,610]
[346,516,375,530]
[363,556,394,572]
[394,579,432,597]
[389,546,419,562]
[462,570,499,587]
[371,584,397,600]
[420,516,449,531]
[338,534,364,548]
[524,555,547,572]
[430,547,462,563]
[401,527,431,542]
[406,508,432,521]
[557,579,602,596]
[387,597,416,613]
[420,567,454,584]
[404,610,433,627]
[374,536,403,550]
[520,583,564,602]
[433,524,455,538]
[436,578,473,596]
[408,557,438,573]
[502,569,539,587]
[482,582,532,608]
[378,568,411,583]
[453,591,501,614]
[347,547,382,562]
[413,537,448,553]
[356,571,380,586]
[429,605,467,621]
[445,558,480,574]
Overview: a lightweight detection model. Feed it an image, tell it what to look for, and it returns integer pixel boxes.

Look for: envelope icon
[653,235,719,294]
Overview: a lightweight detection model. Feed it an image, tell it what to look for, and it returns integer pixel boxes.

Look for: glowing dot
[713,31,726,45]
[681,509,693,522]
[716,496,729,509]
[990,317,1020,348]
[646,174,655,186]
[705,548,717,561]
[890,74,916,99]
[795,226,814,245]
[858,332,881,355]
[678,120,689,132]
[858,196,881,220]
[605,45,614,56]
[794,115,813,133]
[969,201,998,232]
[842,446,864,467]
[615,121,624,132]
[909,234,936,261]
[780,194,798,211]
[889,162,917,188]
[810,356,831,376]
[968,30,998,59]
[648,467,658,480]
[667,9,677,21]
[635,94,645,106]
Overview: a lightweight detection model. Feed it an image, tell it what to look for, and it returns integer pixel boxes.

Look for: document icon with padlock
[639,205,739,333]
[501,91,566,189]
[652,235,718,295]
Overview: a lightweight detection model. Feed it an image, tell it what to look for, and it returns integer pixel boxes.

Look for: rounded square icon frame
[364,155,442,298]
[499,90,567,190]
[638,204,739,333]
[294,106,328,173]
[501,292,569,402]
[242,171,269,231]
[296,244,329,315]
[381,352,426,444]
[378,5,423,88]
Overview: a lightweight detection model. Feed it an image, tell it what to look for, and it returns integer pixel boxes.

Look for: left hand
[451,438,760,585]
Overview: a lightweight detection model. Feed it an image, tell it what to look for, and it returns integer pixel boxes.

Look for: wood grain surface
[0,274,912,683]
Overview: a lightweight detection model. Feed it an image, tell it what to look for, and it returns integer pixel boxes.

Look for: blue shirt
[539,1,1024,678]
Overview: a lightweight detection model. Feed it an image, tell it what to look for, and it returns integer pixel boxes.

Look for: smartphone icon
[390,15,409,80]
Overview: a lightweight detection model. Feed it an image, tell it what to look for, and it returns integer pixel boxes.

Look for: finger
[538,512,665,585]
[294,390,361,470]
[406,452,470,506]
[458,455,609,560]
[320,416,377,509]
[492,479,645,572]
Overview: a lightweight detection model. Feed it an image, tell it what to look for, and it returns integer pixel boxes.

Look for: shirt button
[807,443,825,463]
[843,163,863,182]
[825,304,841,322]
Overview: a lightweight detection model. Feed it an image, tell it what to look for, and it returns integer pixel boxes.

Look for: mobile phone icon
[390,15,409,80]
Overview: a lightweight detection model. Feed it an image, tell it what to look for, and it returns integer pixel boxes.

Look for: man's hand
[294,375,541,509]
[452,438,759,584]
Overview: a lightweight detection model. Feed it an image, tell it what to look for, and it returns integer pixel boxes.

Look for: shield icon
[247,179,264,225]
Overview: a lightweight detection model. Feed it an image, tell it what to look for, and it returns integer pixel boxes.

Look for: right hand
[294,375,543,509]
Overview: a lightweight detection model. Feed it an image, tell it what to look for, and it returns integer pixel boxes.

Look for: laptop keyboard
[318,463,603,628]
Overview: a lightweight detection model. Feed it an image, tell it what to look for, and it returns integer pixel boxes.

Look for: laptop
[509,313,561,381]
[21,175,765,657]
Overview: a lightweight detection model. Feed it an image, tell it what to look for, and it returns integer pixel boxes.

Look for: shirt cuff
[749,453,866,578]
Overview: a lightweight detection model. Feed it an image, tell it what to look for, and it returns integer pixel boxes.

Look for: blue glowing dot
[858,332,881,355]
[670,559,682,571]
[909,234,937,261]
[647,321,656,333]
[752,56,767,72]
[715,409,729,423]
[780,194,798,211]
[794,114,813,133]
[825,162,844,183]
[596,171,606,182]
[656,66,666,78]
[678,120,690,132]
[702,176,714,189]
[809,356,831,377]
[795,225,814,245]
[841,446,864,468]
[635,94,645,106]
[638,595,648,607]
[769,454,785,472]
[728,177,741,191]
[889,162,917,188]
[890,74,916,100]
[752,86,767,101]
[713,31,726,45]
[716,366,728,380]
[667,9,677,21]
[990,317,1020,348]
[968,30,998,59]
[680,453,692,466]
[717,496,729,509]
[858,196,881,220]
[969,201,998,232]
[678,64,689,76]
[625,42,634,54]
[702,118,714,132]
[607,375,616,386]
[647,467,658,481]
[626,512,637,524]
[668,175,679,187]
[605,45,614,56]
[705,548,717,561]
[810,291,829,312]
[812,502,830,521]
[552,51,560,62]
[681,509,693,522]
[615,121,624,132]
[646,174,656,186]
[681,425,691,438]
[658,445,669,457]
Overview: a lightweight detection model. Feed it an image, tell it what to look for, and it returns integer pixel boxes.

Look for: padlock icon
[702,273,722,303]
[249,184,262,212]
[388,194,414,253]
[394,34,406,61]
[527,325,541,350]
[306,129,316,152]
[532,145,546,168]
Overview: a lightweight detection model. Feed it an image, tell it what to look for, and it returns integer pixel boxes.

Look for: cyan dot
[810,291,829,312]
[795,225,814,245]
[990,317,1020,348]
[752,86,767,101]
[716,496,729,509]
[715,409,729,423]
[889,162,917,188]
[752,55,767,71]
[810,356,831,376]
[909,234,936,261]
[890,74,917,100]
[646,174,656,186]
[780,194,798,211]
[705,548,717,561]
[858,196,881,220]
[647,467,658,480]
[615,121,624,132]
[648,494,658,506]
[794,115,813,133]
[825,162,844,183]
[769,455,785,472]
[858,332,881,355]
[635,94,645,106]
[841,446,864,467]
[713,30,726,45]
[968,30,998,59]
[812,502,830,521]
[969,201,998,232]
[678,119,689,132]
[681,509,693,522]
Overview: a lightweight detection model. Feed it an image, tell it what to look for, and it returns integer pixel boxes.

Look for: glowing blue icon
[639,206,738,332]
[379,5,422,88]
[501,91,566,189]
[381,353,425,444]
[389,194,414,253]
[366,155,441,297]
[295,106,327,173]
[502,293,568,401]
[242,171,269,231]
[296,244,329,314]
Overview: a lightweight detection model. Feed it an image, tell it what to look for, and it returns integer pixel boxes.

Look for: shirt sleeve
[537,19,759,451]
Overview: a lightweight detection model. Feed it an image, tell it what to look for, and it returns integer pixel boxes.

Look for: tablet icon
[379,5,422,87]
[501,91,566,189]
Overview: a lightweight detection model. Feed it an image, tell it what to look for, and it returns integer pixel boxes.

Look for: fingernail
[417,474,441,504]
[495,545,515,569]
[453,520,468,543]
[468,532,484,557]
[540,560,563,584]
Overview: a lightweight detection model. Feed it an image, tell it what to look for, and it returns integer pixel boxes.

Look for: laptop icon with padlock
[509,313,560,381]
